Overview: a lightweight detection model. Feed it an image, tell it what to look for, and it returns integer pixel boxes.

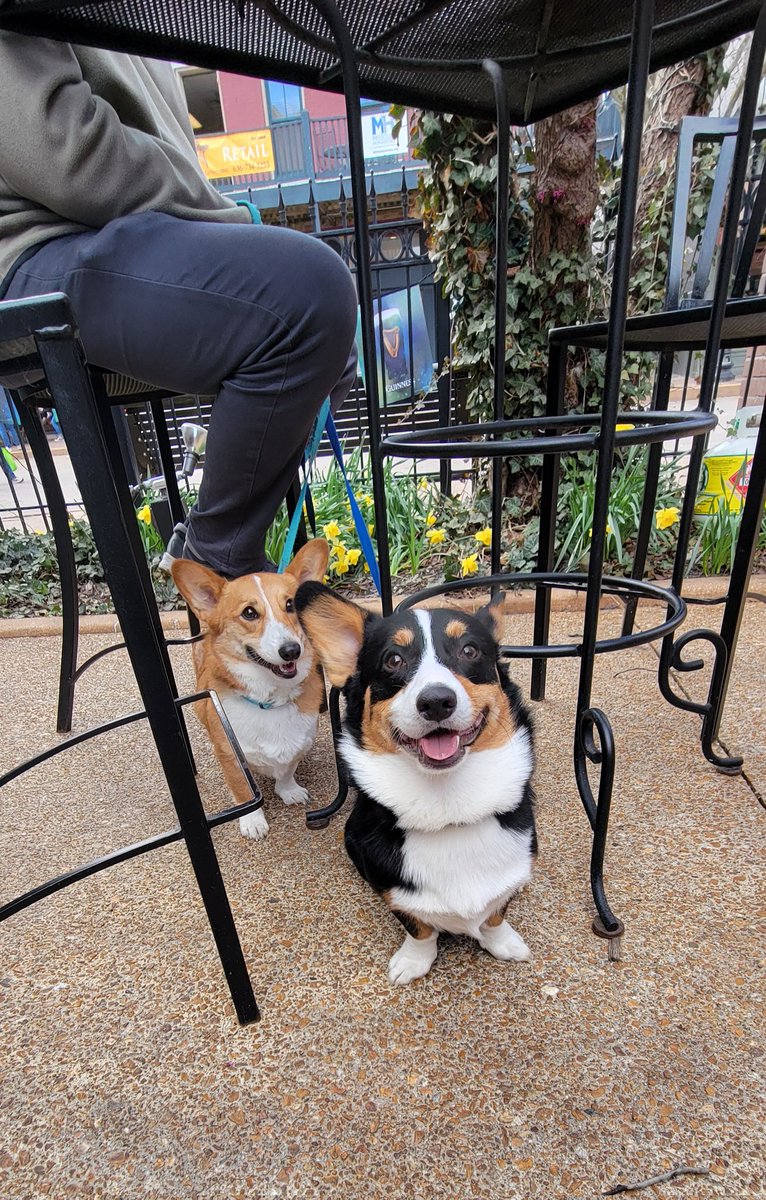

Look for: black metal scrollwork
[658,630,743,772]
[574,707,624,942]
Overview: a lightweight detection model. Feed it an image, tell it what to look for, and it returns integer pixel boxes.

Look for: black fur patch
[344,792,412,896]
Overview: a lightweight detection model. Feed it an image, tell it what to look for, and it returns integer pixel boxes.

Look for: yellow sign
[196,129,275,179]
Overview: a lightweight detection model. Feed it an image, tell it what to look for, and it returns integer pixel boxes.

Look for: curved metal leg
[306,685,349,828]
[17,400,79,733]
[574,707,624,960]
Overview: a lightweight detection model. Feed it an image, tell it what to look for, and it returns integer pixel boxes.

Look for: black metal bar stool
[0,293,262,1025]
[9,369,198,734]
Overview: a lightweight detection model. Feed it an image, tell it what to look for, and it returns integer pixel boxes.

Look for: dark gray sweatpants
[4,211,358,576]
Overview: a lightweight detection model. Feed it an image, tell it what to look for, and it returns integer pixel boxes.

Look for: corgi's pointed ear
[476,590,506,639]
[171,559,226,619]
[295,581,369,688]
[284,537,330,584]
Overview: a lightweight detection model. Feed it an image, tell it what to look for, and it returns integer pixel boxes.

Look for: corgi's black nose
[416,685,457,723]
[279,641,302,662]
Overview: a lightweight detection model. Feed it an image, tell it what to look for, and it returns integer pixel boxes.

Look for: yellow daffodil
[334,559,349,575]
[356,493,373,508]
[323,520,340,539]
[363,563,370,573]
[460,553,479,577]
[588,524,612,538]
[137,504,152,525]
[655,506,680,530]
[331,542,347,559]
[346,548,361,566]
[426,512,437,527]
[426,527,446,545]
[418,478,429,491]
[474,526,492,547]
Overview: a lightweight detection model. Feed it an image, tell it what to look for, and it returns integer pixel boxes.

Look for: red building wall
[218,72,266,131]
[219,70,347,130]
[302,88,346,120]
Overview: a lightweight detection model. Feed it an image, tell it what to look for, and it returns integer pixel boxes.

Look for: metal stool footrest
[379,407,718,460]
[0,689,262,922]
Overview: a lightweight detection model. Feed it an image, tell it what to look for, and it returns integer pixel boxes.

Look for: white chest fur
[220,690,318,777]
[389,820,534,931]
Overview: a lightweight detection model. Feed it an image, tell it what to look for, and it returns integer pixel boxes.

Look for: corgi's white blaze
[252,575,303,665]
[388,609,474,737]
[341,724,533,832]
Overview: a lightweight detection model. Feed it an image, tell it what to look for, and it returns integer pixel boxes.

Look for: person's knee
[300,237,357,339]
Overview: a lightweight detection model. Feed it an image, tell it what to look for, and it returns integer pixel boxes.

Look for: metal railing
[206,109,416,188]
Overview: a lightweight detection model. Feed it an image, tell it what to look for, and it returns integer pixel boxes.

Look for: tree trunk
[632,47,727,277]
[531,99,599,271]
[531,99,598,413]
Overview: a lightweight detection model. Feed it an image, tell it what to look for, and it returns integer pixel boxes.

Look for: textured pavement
[0,599,764,1200]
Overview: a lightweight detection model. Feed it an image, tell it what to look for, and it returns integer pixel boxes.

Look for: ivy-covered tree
[402,107,609,431]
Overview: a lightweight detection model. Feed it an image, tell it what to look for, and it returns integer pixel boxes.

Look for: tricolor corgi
[295,584,537,984]
[172,539,329,841]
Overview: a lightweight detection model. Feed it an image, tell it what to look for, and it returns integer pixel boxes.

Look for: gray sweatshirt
[0,33,250,287]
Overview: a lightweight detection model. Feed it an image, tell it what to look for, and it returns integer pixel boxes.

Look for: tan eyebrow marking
[392,627,415,646]
[445,619,468,639]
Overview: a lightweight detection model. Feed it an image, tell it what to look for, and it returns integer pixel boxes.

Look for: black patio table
[1,0,764,999]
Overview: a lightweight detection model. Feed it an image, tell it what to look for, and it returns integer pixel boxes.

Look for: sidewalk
[0,600,763,1199]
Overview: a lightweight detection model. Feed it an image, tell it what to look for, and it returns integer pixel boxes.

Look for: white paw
[239,807,269,840]
[478,920,531,962]
[276,780,309,806]
[387,935,438,986]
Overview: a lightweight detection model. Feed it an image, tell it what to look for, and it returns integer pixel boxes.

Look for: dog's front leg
[477,908,531,962]
[274,758,309,807]
[388,911,439,985]
[199,700,269,840]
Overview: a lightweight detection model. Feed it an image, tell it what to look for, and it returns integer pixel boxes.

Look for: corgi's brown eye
[285,598,295,612]
[461,643,480,660]
[384,651,404,672]
[241,606,258,621]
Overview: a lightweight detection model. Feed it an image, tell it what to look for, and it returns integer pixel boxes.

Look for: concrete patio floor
[0,599,764,1199]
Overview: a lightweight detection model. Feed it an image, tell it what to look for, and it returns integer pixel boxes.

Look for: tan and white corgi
[171,539,329,841]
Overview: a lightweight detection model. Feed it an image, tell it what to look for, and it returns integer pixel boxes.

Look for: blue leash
[278,400,382,596]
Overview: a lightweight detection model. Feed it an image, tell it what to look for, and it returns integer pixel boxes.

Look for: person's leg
[5,212,358,575]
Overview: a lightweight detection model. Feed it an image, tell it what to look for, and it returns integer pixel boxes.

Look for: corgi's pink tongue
[419,730,460,761]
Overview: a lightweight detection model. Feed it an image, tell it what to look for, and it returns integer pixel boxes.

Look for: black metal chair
[0,293,263,1024]
[532,116,766,764]
[7,369,199,733]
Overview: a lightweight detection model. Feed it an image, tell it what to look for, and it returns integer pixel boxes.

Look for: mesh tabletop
[0,0,760,121]
[549,295,766,352]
